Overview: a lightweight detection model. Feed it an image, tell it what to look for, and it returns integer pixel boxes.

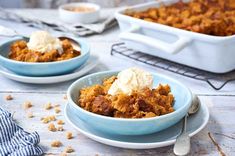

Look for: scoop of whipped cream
[27,31,63,54]
[108,67,153,96]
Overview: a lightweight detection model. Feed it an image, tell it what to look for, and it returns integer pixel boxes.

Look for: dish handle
[119,25,192,54]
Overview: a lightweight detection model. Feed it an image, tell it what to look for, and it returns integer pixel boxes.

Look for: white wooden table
[0,9,235,156]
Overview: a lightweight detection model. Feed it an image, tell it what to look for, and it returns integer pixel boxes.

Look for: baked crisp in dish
[78,68,175,118]
[125,0,235,36]
[8,31,80,62]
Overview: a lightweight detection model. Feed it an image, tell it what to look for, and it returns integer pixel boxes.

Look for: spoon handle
[173,115,190,156]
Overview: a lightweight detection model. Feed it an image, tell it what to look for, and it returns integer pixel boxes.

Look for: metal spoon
[58,37,81,51]
[0,26,81,51]
[173,94,200,156]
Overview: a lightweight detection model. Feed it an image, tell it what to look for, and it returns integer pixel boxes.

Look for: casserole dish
[67,71,192,135]
[115,0,235,73]
[0,36,90,76]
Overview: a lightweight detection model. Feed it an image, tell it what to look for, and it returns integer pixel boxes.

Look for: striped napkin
[0,8,117,36]
[0,108,43,156]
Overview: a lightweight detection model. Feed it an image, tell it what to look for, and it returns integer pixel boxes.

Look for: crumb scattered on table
[51,140,62,147]
[64,146,74,153]
[23,101,32,109]
[57,120,64,125]
[54,107,61,114]
[41,115,56,123]
[63,95,67,100]
[48,115,56,121]
[58,126,64,131]
[5,95,13,100]
[44,102,53,110]
[41,117,49,124]
[48,123,57,132]
[66,132,73,139]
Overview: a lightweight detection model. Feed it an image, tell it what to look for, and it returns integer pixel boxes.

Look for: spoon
[58,37,81,51]
[173,94,200,156]
[0,26,81,51]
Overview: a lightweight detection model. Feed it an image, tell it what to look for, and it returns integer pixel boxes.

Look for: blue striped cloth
[0,107,43,156]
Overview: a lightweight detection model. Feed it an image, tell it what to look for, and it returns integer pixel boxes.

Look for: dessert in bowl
[67,68,192,135]
[0,31,90,76]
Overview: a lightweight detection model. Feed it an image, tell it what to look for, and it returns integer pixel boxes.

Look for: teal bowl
[0,36,90,76]
[67,71,192,135]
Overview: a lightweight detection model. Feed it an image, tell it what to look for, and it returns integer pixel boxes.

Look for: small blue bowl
[0,36,90,76]
[67,71,192,135]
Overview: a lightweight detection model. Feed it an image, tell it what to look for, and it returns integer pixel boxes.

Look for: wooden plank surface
[0,9,235,156]
[1,93,235,156]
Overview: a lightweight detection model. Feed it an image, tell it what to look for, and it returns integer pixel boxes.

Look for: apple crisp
[125,0,235,36]
[9,39,81,62]
[78,76,174,118]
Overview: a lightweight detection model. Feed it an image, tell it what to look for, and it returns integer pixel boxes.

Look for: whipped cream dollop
[27,31,63,54]
[108,67,153,96]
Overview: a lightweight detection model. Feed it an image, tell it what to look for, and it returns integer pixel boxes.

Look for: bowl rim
[59,2,100,14]
[67,70,193,122]
[0,36,90,65]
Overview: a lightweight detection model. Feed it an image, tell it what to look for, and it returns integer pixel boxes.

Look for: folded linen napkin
[0,8,117,36]
[0,107,43,156]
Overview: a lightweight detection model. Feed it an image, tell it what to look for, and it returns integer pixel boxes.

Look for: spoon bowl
[58,36,81,51]
[188,95,200,115]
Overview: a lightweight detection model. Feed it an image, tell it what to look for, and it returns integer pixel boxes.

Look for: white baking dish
[115,0,235,73]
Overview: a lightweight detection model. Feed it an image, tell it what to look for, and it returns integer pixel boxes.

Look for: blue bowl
[67,71,192,135]
[0,36,90,76]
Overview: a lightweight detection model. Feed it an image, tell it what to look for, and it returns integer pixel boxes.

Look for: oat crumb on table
[41,115,56,123]
[66,132,73,139]
[23,101,32,109]
[5,95,13,100]
[45,102,53,110]
[27,112,34,118]
[51,140,62,147]
[57,120,64,125]
[58,126,64,131]
[49,115,56,121]
[55,107,61,114]
[48,123,57,132]
[41,117,49,123]
[64,146,74,153]
[63,95,67,100]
